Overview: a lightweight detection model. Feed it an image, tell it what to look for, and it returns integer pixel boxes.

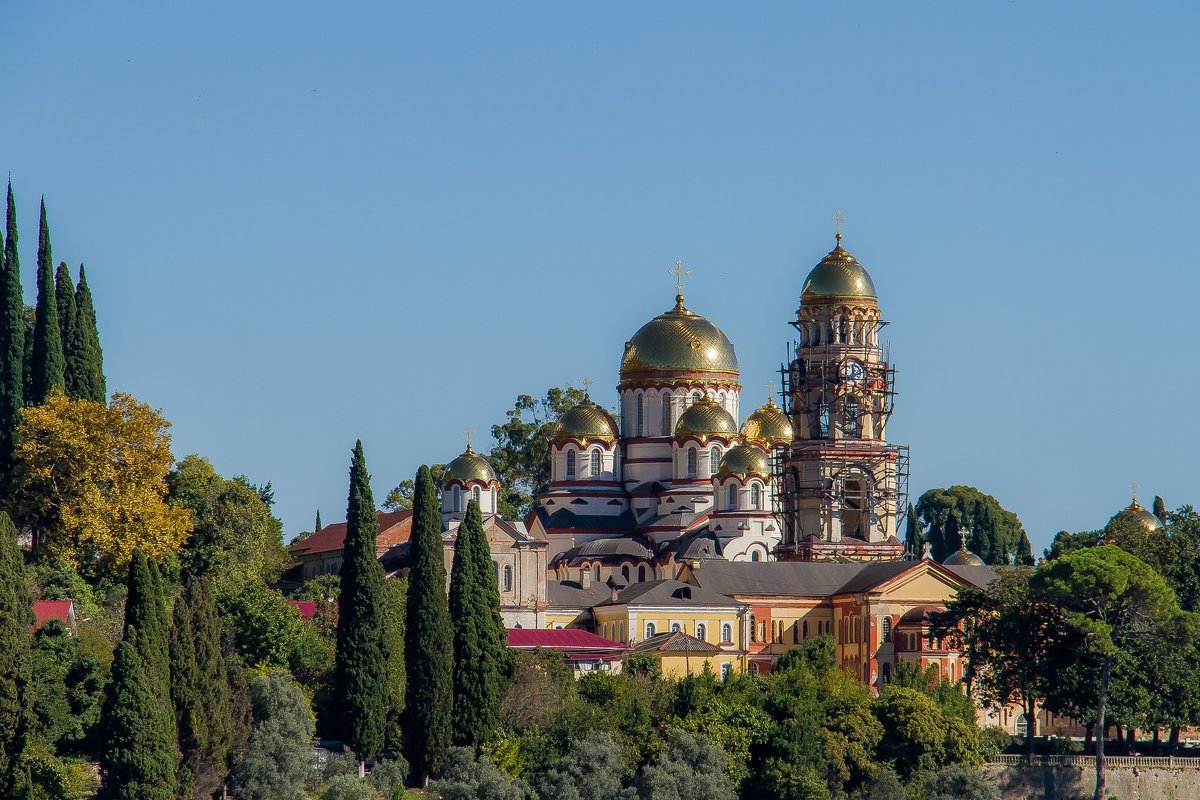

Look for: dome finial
[833,209,846,248]
[463,425,475,454]
[668,259,691,307]
[1130,480,1140,506]
[581,376,593,401]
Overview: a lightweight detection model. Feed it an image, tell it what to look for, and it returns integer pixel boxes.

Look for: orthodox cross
[581,376,593,397]
[833,209,846,243]
[464,425,474,450]
[668,259,691,295]
[1130,480,1139,501]
[765,380,775,401]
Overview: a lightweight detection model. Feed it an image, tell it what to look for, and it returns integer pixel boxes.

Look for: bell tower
[775,220,908,561]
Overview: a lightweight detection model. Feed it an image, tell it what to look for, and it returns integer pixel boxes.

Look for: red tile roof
[289,510,413,557]
[288,600,319,621]
[507,628,629,652]
[33,600,74,629]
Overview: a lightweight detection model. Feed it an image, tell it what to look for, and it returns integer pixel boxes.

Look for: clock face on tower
[840,359,866,388]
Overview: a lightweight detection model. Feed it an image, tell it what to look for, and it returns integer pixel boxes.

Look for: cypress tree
[99,637,178,800]
[55,261,76,362]
[29,198,65,403]
[943,511,962,559]
[0,185,25,489]
[0,512,32,796]
[170,584,201,799]
[903,502,920,557]
[315,508,322,533]
[124,550,171,697]
[1153,496,1168,525]
[73,264,106,403]
[403,465,453,786]
[449,499,510,746]
[334,441,389,770]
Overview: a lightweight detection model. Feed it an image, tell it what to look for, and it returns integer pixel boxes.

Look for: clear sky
[2,3,1197,554]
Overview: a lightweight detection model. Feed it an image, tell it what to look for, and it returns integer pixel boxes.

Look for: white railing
[990,754,1200,768]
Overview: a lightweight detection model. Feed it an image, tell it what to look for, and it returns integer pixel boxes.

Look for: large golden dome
[675,396,738,441]
[801,238,877,304]
[717,444,771,480]
[620,295,738,385]
[554,399,619,445]
[442,445,497,486]
[740,398,793,447]
[1121,498,1164,532]
[943,545,986,567]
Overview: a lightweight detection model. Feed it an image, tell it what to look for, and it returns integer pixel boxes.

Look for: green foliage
[98,639,178,800]
[623,652,662,680]
[30,619,102,751]
[0,183,26,489]
[219,577,333,685]
[55,263,76,379]
[430,746,529,800]
[916,486,1027,564]
[231,670,315,800]
[29,199,65,403]
[851,768,904,800]
[773,635,835,675]
[488,386,585,518]
[871,686,976,783]
[381,577,407,749]
[402,465,453,783]
[295,573,341,602]
[922,764,1001,800]
[369,756,410,800]
[18,741,99,800]
[0,511,33,795]
[535,730,631,800]
[1153,496,1168,524]
[320,774,379,800]
[123,551,171,699]
[67,264,105,403]
[383,465,446,512]
[335,441,390,763]
[903,502,920,557]
[450,499,511,746]
[637,729,736,800]
[169,454,288,586]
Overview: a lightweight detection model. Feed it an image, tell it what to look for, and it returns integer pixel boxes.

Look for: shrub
[430,747,528,800]
[922,764,1001,800]
[369,756,410,799]
[321,774,379,800]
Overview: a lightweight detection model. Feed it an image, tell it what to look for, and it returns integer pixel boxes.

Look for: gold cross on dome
[668,259,691,295]
[464,426,475,449]
[1130,480,1139,500]
[581,376,593,396]
[833,209,846,243]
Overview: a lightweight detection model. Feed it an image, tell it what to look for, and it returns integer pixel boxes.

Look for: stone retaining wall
[988,764,1200,800]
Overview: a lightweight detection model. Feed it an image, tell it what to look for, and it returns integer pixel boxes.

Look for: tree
[903,502,920,558]
[1032,545,1184,800]
[29,199,65,403]
[65,264,105,404]
[381,577,407,751]
[382,464,446,513]
[535,730,631,800]
[403,465,453,785]
[916,486,1027,564]
[430,747,528,800]
[450,499,511,746]
[316,508,323,532]
[0,183,26,489]
[871,686,976,782]
[0,511,33,796]
[55,263,77,369]
[231,671,315,800]
[1153,496,1168,525]
[637,730,736,800]
[922,764,1000,800]
[98,638,178,800]
[334,441,390,770]
[29,618,102,750]
[489,386,585,518]
[218,578,333,686]
[319,775,377,800]
[852,768,904,800]
[123,550,171,695]
[11,392,191,572]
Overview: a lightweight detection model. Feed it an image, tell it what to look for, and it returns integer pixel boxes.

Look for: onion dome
[620,295,738,386]
[801,236,877,304]
[740,398,793,447]
[441,445,497,486]
[554,399,619,445]
[717,444,771,480]
[943,545,986,567]
[1121,498,1164,532]
[674,396,738,442]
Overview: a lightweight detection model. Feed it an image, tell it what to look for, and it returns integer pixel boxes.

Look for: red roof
[288,600,318,621]
[289,510,413,557]
[33,600,74,629]
[507,628,629,652]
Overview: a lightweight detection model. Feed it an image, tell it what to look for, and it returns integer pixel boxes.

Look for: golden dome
[717,444,771,480]
[620,295,738,385]
[740,398,793,447]
[1122,498,1164,532]
[441,445,497,486]
[943,545,986,567]
[554,399,619,445]
[675,396,738,441]
[801,238,877,304]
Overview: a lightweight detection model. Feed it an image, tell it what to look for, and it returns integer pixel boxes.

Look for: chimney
[605,575,621,602]
[581,566,592,589]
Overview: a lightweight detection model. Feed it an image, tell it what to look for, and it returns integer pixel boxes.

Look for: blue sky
[2,3,1196,553]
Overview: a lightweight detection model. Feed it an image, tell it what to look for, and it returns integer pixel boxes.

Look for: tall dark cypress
[0,512,32,796]
[903,502,920,558]
[0,185,25,488]
[72,264,106,403]
[29,199,65,403]
[315,508,323,533]
[449,499,510,746]
[55,262,76,360]
[99,638,178,800]
[1153,496,1168,525]
[124,550,171,697]
[334,441,389,768]
[169,584,201,798]
[403,465,453,786]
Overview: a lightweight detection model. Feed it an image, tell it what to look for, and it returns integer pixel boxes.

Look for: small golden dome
[554,400,619,445]
[801,239,877,304]
[943,545,985,567]
[1122,498,1164,532]
[740,398,793,447]
[717,444,771,480]
[442,445,497,486]
[620,295,738,385]
[675,396,738,441]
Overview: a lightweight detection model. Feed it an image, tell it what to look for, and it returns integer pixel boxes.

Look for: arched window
[696,623,706,641]
[845,398,861,438]
[748,662,759,675]
[687,447,698,476]
[638,565,646,582]
[645,622,656,638]
[882,663,891,683]
[1016,714,1030,738]
[472,486,481,506]
[621,565,630,582]
[636,395,644,436]
[750,549,761,562]
[671,622,681,633]
[661,395,672,435]
[565,450,576,478]
[593,564,600,582]
[691,391,701,405]
[721,662,732,681]
[502,565,512,592]
[590,449,602,477]
[710,446,721,473]
[802,620,809,639]
[721,623,732,642]
[727,484,738,509]
[881,617,892,643]
[792,621,799,644]
[452,486,462,512]
[751,483,762,510]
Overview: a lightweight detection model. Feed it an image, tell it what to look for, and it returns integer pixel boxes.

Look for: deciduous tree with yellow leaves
[11,392,190,575]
